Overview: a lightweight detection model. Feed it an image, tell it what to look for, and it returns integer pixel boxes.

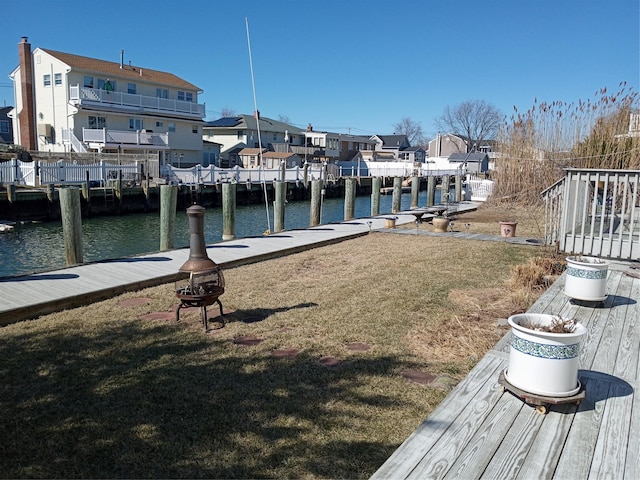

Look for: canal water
[0,190,442,278]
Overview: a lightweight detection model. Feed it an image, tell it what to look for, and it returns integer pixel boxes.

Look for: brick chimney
[18,37,36,151]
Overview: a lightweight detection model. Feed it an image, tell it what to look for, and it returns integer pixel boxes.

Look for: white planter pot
[506,313,587,397]
[564,256,608,301]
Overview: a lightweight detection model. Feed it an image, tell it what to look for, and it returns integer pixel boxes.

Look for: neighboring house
[238,148,302,169]
[370,134,411,161]
[448,152,489,175]
[428,133,467,157]
[9,37,205,166]
[399,146,426,163]
[0,107,14,144]
[203,113,305,165]
[297,125,376,163]
[202,140,222,167]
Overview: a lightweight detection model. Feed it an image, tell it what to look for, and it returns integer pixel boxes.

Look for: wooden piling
[82,170,90,200]
[46,183,55,202]
[371,177,381,216]
[411,175,419,208]
[222,182,236,240]
[59,187,83,266]
[427,175,436,206]
[7,184,16,203]
[274,181,286,232]
[310,179,322,226]
[392,176,402,213]
[455,173,463,202]
[159,184,178,251]
[344,177,356,220]
[442,175,450,202]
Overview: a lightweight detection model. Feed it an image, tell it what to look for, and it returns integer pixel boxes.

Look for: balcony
[82,128,169,150]
[69,85,205,119]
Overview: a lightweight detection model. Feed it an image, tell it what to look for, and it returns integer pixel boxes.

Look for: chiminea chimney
[18,37,36,151]
[120,49,124,69]
[306,123,313,132]
[254,110,260,120]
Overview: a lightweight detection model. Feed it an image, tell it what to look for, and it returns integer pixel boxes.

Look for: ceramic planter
[564,256,608,301]
[432,217,450,233]
[499,221,518,237]
[506,313,586,397]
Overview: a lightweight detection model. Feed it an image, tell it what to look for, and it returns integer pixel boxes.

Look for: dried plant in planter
[519,315,578,333]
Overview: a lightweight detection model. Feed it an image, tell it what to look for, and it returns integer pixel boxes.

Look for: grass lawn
[0,204,559,479]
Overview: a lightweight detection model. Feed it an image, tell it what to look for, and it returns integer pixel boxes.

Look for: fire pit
[175,204,225,331]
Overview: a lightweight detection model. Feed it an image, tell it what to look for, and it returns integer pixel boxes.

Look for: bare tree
[278,114,292,124]
[436,100,502,151]
[394,117,425,146]
[220,107,236,117]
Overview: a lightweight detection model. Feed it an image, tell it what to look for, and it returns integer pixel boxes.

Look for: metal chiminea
[175,204,225,331]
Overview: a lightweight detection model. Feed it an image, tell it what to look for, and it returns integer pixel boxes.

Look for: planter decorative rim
[566,255,608,266]
[507,313,586,397]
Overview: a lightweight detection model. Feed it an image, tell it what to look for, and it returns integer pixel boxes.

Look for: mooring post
[310,179,322,227]
[82,170,90,201]
[116,169,123,200]
[160,184,178,251]
[303,162,309,188]
[455,173,463,203]
[7,183,16,203]
[392,176,402,213]
[441,175,450,204]
[371,177,381,216]
[411,175,420,209]
[222,182,237,240]
[274,181,286,232]
[59,186,83,266]
[427,175,436,206]
[344,177,356,220]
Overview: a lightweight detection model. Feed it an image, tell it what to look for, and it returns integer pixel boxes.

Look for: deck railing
[543,168,640,260]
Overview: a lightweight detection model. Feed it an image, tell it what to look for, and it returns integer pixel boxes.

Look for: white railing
[61,128,88,153]
[170,165,325,185]
[69,85,205,117]
[465,174,494,202]
[38,161,142,185]
[543,168,640,260]
[82,128,169,147]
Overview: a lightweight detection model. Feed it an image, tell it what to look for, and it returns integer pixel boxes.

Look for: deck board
[371,261,640,479]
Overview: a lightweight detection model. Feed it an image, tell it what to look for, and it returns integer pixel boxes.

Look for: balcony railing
[69,85,205,118]
[83,128,169,148]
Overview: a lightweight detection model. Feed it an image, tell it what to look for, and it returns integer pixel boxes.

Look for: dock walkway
[371,260,640,479]
[0,203,480,325]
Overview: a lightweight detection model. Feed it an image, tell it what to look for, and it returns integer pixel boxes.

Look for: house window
[127,83,136,94]
[156,88,168,98]
[177,91,185,101]
[129,118,143,130]
[0,121,8,133]
[237,130,244,140]
[88,116,106,129]
[54,73,62,86]
[192,125,198,134]
[84,76,94,88]
[156,121,164,128]
[43,74,51,87]
[185,92,193,102]
[168,123,176,132]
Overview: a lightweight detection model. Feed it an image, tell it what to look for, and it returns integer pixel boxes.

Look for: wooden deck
[371,261,640,479]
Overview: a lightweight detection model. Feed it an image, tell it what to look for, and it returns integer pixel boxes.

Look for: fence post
[222,182,236,240]
[159,184,178,251]
[59,187,83,266]
[392,176,402,213]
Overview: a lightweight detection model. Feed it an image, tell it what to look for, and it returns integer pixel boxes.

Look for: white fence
[543,168,640,260]
[465,174,494,202]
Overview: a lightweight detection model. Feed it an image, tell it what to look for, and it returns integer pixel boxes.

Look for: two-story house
[9,37,205,166]
[370,134,412,161]
[203,113,305,167]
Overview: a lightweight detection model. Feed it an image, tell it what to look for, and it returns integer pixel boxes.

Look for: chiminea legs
[175,298,224,332]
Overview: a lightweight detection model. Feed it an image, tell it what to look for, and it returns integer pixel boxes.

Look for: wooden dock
[0,203,478,325]
[371,261,640,479]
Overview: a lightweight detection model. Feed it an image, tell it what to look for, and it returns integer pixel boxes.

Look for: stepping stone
[271,348,300,358]
[318,356,341,367]
[233,335,262,346]
[401,370,436,385]
[119,297,151,307]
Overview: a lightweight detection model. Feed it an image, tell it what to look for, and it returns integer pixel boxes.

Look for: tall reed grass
[493,82,639,205]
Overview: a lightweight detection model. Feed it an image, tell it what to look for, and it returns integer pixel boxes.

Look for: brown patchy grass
[0,204,560,479]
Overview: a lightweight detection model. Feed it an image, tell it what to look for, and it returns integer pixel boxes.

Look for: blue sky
[1,0,638,139]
